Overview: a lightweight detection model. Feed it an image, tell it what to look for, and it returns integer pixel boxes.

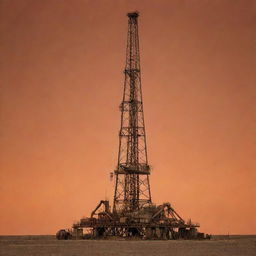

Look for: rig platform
[56,12,210,240]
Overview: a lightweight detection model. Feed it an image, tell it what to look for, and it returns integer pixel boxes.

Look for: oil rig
[56,12,208,240]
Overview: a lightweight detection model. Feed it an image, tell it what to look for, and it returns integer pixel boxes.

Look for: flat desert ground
[0,235,255,256]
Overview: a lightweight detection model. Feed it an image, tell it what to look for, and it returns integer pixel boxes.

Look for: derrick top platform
[127,12,139,18]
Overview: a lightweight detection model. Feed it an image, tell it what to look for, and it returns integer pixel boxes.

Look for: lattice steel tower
[57,12,205,241]
[113,12,152,213]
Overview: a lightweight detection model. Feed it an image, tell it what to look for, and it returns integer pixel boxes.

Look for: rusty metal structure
[56,12,208,240]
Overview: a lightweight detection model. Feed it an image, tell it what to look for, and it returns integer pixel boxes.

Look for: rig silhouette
[57,12,208,240]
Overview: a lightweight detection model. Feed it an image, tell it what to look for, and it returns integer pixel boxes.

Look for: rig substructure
[56,12,209,240]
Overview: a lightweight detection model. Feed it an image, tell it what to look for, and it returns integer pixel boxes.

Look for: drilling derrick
[56,12,209,241]
[113,12,151,213]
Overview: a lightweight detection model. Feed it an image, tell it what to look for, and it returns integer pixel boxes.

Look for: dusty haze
[0,0,255,235]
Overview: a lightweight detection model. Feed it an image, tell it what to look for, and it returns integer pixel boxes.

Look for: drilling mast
[113,12,151,213]
[56,12,208,241]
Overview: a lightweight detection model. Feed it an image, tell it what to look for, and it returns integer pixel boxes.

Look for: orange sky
[0,0,255,235]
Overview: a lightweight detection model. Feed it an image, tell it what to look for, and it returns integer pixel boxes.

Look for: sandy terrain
[0,235,255,256]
